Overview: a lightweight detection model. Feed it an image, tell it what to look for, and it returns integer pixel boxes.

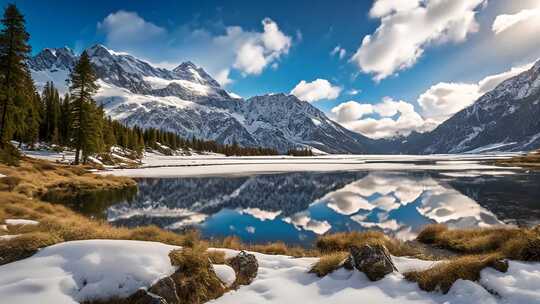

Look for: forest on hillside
[0,4,314,165]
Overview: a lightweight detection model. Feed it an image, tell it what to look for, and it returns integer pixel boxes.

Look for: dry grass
[495,150,540,168]
[0,157,135,200]
[169,245,226,303]
[0,192,196,265]
[211,236,317,257]
[316,231,420,257]
[208,250,226,264]
[405,224,540,293]
[416,224,540,260]
[309,251,349,277]
[404,254,505,293]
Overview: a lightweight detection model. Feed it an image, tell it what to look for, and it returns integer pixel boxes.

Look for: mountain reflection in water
[104,171,540,247]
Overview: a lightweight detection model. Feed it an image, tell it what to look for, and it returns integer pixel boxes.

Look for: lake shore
[1,156,540,303]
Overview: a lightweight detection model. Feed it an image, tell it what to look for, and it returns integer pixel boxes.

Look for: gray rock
[489,259,509,273]
[148,276,179,304]
[348,244,397,281]
[126,289,168,304]
[227,251,259,285]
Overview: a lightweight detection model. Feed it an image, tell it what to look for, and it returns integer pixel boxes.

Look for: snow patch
[5,219,39,226]
[213,265,236,287]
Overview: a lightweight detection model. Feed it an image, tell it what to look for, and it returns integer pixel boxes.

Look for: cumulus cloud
[98,12,292,85]
[351,0,486,81]
[418,63,533,123]
[290,79,342,102]
[98,11,166,44]
[330,45,347,59]
[233,18,292,75]
[331,101,373,122]
[492,8,540,35]
[214,69,233,86]
[417,82,481,124]
[332,61,534,138]
[332,98,433,139]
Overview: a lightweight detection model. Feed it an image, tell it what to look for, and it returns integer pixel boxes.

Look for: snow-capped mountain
[399,60,540,154]
[28,44,375,153]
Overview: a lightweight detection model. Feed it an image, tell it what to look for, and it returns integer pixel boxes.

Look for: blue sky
[5,0,540,138]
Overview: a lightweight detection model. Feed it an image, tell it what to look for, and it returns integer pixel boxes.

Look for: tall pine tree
[0,4,32,146]
[68,51,100,164]
[59,93,71,146]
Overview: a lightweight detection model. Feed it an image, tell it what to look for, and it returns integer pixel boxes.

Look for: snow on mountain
[28,44,374,153]
[399,59,540,154]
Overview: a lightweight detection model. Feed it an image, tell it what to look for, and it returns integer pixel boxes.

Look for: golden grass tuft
[309,251,349,277]
[208,250,226,264]
[169,245,226,303]
[211,236,317,257]
[0,157,136,201]
[316,231,419,257]
[0,191,197,265]
[404,254,504,293]
[0,232,62,264]
[415,224,540,261]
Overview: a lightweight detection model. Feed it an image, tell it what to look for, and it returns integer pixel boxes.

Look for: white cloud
[332,61,534,139]
[492,8,540,35]
[418,82,481,124]
[347,89,361,95]
[351,0,486,81]
[233,43,267,75]
[98,12,292,83]
[290,79,342,102]
[332,97,433,139]
[233,18,292,76]
[261,18,292,53]
[369,0,421,18]
[98,11,166,44]
[330,45,347,59]
[214,69,233,86]
[331,101,373,122]
[418,63,533,123]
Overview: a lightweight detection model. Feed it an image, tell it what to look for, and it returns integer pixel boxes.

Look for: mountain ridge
[29,44,376,154]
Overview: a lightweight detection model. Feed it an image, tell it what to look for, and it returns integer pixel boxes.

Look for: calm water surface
[85,169,540,247]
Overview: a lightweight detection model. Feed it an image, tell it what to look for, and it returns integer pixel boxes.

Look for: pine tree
[41,81,61,141]
[0,4,32,145]
[68,51,100,164]
[59,93,71,146]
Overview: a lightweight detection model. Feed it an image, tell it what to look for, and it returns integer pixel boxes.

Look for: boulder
[126,289,168,304]
[489,259,509,273]
[149,276,179,304]
[348,244,397,281]
[227,251,259,285]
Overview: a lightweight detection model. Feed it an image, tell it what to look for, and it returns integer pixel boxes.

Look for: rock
[519,237,540,261]
[126,289,168,304]
[489,259,509,273]
[149,276,179,304]
[227,251,259,285]
[341,255,354,270]
[348,244,397,281]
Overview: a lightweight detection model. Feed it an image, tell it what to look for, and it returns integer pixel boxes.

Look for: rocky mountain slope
[400,60,540,154]
[29,45,375,154]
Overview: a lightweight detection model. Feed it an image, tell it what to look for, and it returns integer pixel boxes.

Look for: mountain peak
[173,61,198,71]
[86,44,112,56]
[172,61,221,88]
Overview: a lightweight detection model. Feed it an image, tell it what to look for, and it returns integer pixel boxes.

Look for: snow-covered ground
[1,240,539,304]
[100,152,522,177]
